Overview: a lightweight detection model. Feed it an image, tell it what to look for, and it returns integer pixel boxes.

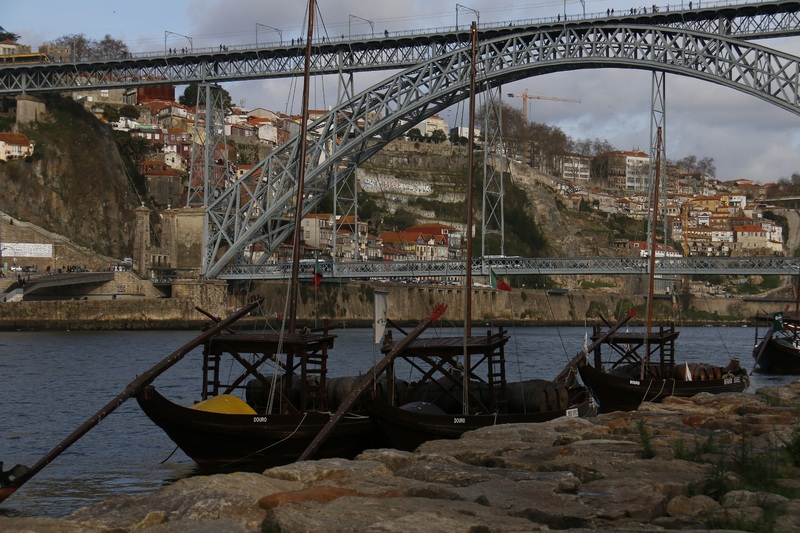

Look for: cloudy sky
[5,0,800,183]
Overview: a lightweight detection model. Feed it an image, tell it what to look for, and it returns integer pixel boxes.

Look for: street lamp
[256,23,282,46]
[164,30,193,54]
[348,14,374,38]
[456,3,480,29]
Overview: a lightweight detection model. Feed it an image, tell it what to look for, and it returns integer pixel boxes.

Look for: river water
[0,324,796,518]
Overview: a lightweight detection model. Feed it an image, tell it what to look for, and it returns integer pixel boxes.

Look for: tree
[46,33,129,61]
[102,105,120,123]
[119,105,140,120]
[696,157,716,178]
[769,172,800,199]
[449,131,468,146]
[179,83,233,111]
[407,128,424,142]
[672,155,716,178]
[430,129,447,144]
[114,131,154,165]
[0,27,21,43]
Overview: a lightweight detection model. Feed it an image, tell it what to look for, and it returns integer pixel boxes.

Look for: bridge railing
[213,256,800,281]
[5,0,762,66]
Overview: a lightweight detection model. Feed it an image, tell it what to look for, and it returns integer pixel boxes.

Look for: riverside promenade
[3,380,800,532]
[0,275,789,330]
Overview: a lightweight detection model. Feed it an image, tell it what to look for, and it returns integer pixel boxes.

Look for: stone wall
[15,94,47,125]
[0,298,212,330]
[247,281,775,325]
[1,211,119,273]
[134,206,205,276]
[0,276,784,330]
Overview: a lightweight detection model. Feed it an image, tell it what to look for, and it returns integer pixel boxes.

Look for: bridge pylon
[481,85,507,261]
[187,84,233,208]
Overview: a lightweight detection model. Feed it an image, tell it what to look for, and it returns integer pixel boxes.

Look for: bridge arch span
[205,23,800,278]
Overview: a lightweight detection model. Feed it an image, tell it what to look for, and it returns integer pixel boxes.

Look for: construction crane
[505,89,580,167]
[506,89,580,120]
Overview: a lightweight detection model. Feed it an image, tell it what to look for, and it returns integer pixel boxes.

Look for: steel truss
[203,23,800,277]
[1,2,798,95]
[481,85,507,258]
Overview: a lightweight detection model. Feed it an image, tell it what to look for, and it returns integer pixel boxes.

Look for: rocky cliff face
[0,95,139,258]
[359,141,617,259]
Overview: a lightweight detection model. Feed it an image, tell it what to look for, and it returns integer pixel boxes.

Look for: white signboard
[0,242,53,258]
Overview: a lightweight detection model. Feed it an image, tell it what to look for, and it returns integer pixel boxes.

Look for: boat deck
[591,329,680,344]
[206,329,337,354]
[589,322,679,371]
[382,330,509,357]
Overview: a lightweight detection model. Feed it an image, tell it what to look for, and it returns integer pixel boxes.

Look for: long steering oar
[751,328,773,376]
[0,299,261,504]
[298,303,448,462]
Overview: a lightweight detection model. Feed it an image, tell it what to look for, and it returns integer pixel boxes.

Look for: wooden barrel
[558,386,570,410]
[545,387,559,411]
[693,365,706,381]
[531,387,545,413]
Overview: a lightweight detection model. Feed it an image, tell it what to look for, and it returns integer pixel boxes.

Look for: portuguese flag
[490,269,512,292]
[313,259,323,290]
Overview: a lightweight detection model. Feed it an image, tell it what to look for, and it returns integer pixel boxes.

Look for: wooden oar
[298,303,448,462]
[0,299,261,504]
[750,328,773,376]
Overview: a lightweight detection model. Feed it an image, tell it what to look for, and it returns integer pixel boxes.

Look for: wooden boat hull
[577,363,749,413]
[368,392,596,452]
[753,337,800,374]
[136,386,375,470]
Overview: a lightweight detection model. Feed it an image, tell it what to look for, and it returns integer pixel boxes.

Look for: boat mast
[462,21,478,414]
[646,127,662,336]
[288,0,316,334]
[464,22,478,337]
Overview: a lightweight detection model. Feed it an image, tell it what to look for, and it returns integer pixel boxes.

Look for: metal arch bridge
[197,6,800,279]
[3,2,800,281]
[220,256,800,281]
[0,1,799,94]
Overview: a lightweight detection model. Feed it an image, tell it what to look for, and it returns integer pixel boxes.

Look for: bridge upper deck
[1,1,798,95]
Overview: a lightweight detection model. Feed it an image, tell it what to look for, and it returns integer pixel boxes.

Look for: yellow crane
[506,89,580,120]
[506,89,580,166]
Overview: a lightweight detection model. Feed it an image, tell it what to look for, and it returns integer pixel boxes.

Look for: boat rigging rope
[640,380,655,405]
[158,445,181,465]
[219,412,310,469]
[266,268,295,415]
[538,266,571,364]
[505,290,531,414]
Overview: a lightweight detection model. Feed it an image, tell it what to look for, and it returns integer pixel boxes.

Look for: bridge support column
[15,95,46,125]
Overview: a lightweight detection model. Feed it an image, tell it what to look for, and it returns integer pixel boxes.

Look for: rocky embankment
[4,381,800,533]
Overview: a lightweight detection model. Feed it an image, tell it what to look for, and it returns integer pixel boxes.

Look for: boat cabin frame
[380,325,509,415]
[590,322,678,379]
[200,323,336,414]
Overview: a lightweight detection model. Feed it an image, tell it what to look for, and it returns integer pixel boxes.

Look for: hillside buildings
[0,132,34,161]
